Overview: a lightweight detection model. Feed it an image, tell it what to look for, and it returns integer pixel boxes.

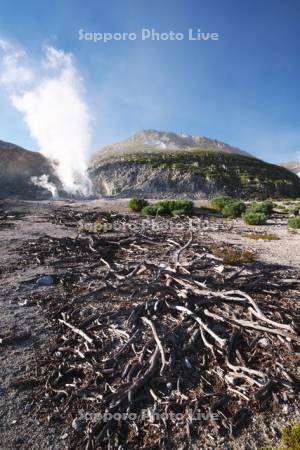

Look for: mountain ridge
[89,130,300,199]
[91,129,253,167]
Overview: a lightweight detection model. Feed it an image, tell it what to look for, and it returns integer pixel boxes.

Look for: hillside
[89,130,300,199]
[0,140,59,199]
[280,161,300,177]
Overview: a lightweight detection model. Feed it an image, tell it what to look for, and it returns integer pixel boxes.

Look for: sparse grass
[242,211,268,225]
[260,422,300,450]
[212,245,255,264]
[288,216,300,229]
[128,197,149,212]
[243,232,280,240]
[280,423,300,450]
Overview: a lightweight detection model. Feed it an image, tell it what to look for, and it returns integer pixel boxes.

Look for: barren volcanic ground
[0,200,299,450]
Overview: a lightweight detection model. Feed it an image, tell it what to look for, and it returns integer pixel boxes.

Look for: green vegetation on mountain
[120,150,300,198]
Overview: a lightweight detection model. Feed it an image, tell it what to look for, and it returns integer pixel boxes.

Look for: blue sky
[0,0,299,163]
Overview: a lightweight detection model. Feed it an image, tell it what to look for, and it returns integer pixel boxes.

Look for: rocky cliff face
[0,140,60,199]
[89,130,300,199]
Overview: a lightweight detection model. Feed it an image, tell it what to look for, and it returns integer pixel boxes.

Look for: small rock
[258,338,269,348]
[24,403,33,413]
[184,357,192,369]
[37,275,55,286]
[282,404,289,414]
[72,417,85,432]
[61,433,68,440]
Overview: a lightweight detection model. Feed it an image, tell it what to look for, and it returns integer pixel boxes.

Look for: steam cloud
[0,40,92,196]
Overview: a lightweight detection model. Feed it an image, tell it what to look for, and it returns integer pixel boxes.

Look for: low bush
[222,201,246,218]
[156,199,193,215]
[140,205,158,216]
[211,196,233,212]
[140,199,194,217]
[250,200,274,216]
[128,197,149,212]
[171,208,187,216]
[288,216,300,229]
[242,211,268,225]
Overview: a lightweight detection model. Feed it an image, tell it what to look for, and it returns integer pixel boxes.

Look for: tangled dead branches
[18,211,300,449]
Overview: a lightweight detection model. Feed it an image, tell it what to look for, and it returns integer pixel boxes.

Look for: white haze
[31,174,58,198]
[0,40,92,196]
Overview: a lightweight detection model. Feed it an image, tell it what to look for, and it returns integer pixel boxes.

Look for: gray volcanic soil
[0,199,299,450]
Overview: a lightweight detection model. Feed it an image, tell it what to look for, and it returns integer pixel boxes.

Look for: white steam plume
[31,174,58,198]
[0,40,92,196]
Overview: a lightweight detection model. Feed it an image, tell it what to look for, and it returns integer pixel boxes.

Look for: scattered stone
[72,418,85,433]
[258,337,269,348]
[36,275,55,286]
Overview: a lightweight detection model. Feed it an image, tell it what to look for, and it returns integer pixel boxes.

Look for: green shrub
[171,208,188,216]
[155,205,170,216]
[222,201,246,218]
[128,197,149,212]
[140,199,194,217]
[250,200,274,215]
[141,205,159,216]
[211,196,233,211]
[288,216,300,229]
[156,199,193,215]
[242,211,268,225]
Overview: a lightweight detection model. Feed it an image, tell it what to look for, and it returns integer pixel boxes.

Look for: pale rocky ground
[70,198,300,269]
[0,199,299,450]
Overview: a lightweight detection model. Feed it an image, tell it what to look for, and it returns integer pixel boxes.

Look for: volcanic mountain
[89,129,300,199]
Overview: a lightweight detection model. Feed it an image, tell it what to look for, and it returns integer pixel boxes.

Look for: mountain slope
[0,140,59,199]
[280,161,300,177]
[89,130,300,199]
